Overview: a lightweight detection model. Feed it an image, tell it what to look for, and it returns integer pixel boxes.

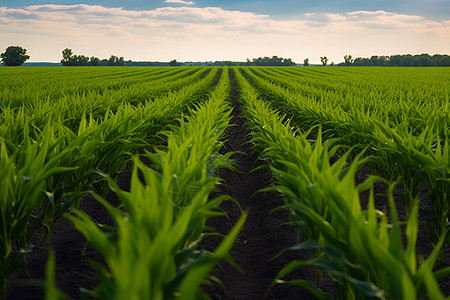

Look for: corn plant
[65,70,247,299]
[44,251,69,300]
[0,65,220,235]
[0,132,76,300]
[239,66,450,246]
[0,67,223,299]
[233,67,450,299]
[370,120,450,244]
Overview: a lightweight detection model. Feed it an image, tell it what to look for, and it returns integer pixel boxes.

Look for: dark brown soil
[6,68,449,299]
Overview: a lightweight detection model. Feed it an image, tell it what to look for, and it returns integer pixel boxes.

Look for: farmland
[0,66,449,299]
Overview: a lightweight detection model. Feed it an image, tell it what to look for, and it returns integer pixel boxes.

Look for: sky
[1,1,449,64]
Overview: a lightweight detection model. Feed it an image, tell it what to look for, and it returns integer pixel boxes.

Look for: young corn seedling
[65,71,246,299]
[0,132,75,300]
[371,120,450,245]
[239,66,449,247]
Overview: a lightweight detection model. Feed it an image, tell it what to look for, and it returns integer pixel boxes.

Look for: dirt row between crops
[200,69,335,299]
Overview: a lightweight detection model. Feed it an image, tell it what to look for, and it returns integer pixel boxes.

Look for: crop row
[0,67,232,299]
[47,69,247,299]
[239,66,450,246]
[0,67,205,108]
[233,67,450,299]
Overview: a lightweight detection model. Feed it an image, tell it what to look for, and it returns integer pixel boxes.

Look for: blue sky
[1,1,449,63]
[4,0,450,20]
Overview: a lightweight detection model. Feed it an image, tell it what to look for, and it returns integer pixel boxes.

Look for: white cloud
[164,0,195,5]
[0,5,448,63]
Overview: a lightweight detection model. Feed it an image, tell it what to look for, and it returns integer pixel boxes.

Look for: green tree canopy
[108,55,124,66]
[320,56,328,66]
[61,49,124,66]
[338,53,449,67]
[1,46,30,66]
[343,55,354,66]
[251,56,295,66]
[61,48,73,66]
[90,56,100,66]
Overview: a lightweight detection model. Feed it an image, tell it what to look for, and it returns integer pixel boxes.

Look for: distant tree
[403,54,414,66]
[108,55,117,66]
[107,55,124,66]
[303,58,309,66]
[251,56,295,66]
[61,49,130,66]
[268,56,279,65]
[211,61,235,66]
[282,58,293,66]
[441,56,450,66]
[61,48,74,66]
[370,55,380,66]
[320,56,328,66]
[73,55,90,66]
[90,56,100,66]
[433,54,450,66]
[343,55,354,66]
[170,59,178,66]
[330,62,334,66]
[389,54,413,66]
[254,57,263,66]
[1,46,30,66]
[412,54,435,67]
[379,56,389,66]
[353,57,373,66]
[337,53,449,67]
[62,49,110,66]
[99,59,108,66]
[388,55,401,66]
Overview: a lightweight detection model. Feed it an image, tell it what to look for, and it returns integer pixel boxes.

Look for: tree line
[61,48,125,66]
[248,56,295,66]
[181,56,296,67]
[162,56,296,67]
[347,54,450,67]
[306,54,450,67]
[2,45,450,67]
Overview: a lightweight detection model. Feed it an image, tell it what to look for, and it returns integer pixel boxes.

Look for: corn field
[0,66,448,299]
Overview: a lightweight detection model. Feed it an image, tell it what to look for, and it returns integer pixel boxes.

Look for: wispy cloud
[0,5,448,63]
[164,0,195,5]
